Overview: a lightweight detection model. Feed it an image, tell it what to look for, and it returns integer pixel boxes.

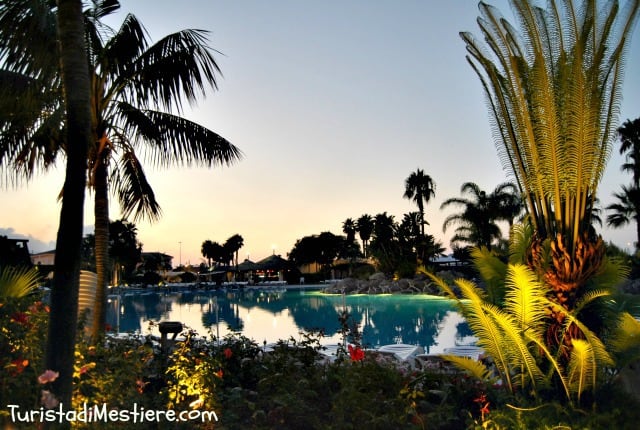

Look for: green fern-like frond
[608,312,640,368]
[438,354,495,381]
[481,300,546,392]
[471,246,507,304]
[589,255,630,291]
[447,278,514,392]
[573,289,611,315]
[509,221,534,265]
[424,271,459,301]
[567,339,596,403]
[504,264,549,336]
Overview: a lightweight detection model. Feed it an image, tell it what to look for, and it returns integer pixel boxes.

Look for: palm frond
[116,107,242,168]
[453,279,518,391]
[480,300,546,392]
[112,150,162,222]
[120,28,222,112]
[504,264,548,337]
[438,354,495,381]
[509,221,534,265]
[608,312,640,368]
[567,339,597,403]
[471,246,507,304]
[0,265,41,299]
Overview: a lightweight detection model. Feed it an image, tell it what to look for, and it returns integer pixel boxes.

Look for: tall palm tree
[356,214,374,258]
[0,1,242,339]
[403,168,436,236]
[462,0,639,356]
[42,0,92,411]
[606,184,640,249]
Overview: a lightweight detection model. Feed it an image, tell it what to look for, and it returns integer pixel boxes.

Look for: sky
[2,0,640,266]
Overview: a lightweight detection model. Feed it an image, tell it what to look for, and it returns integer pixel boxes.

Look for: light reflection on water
[106,287,475,353]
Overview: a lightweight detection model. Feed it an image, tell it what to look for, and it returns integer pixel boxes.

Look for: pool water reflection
[106,287,475,354]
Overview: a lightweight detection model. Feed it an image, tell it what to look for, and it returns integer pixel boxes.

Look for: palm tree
[201,240,216,267]
[462,0,639,359]
[606,184,640,249]
[609,118,640,249]
[108,219,141,285]
[356,214,374,258]
[441,182,519,251]
[342,218,357,243]
[0,1,242,339]
[224,234,244,270]
[403,168,436,236]
[618,118,640,186]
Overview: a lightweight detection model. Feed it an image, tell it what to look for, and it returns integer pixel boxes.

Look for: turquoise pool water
[106,287,474,353]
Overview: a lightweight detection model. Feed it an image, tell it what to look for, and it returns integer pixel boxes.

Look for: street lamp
[179,241,182,267]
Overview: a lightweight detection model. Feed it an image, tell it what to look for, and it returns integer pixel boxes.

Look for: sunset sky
[2,0,640,266]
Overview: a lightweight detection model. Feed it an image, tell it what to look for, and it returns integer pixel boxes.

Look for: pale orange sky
[3,1,640,265]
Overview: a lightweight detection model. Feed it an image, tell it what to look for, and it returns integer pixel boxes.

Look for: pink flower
[41,390,60,409]
[38,370,60,384]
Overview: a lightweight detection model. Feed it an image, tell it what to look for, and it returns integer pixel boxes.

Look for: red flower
[215,369,224,379]
[474,393,490,421]
[223,348,233,359]
[348,345,365,362]
[104,323,112,332]
[10,358,29,375]
[10,312,29,326]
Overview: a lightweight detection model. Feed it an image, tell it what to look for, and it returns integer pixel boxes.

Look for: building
[0,236,32,266]
[31,250,56,266]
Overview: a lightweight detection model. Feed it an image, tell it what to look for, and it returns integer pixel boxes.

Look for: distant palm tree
[201,240,216,267]
[403,168,436,236]
[224,234,244,270]
[356,214,374,258]
[606,184,640,250]
[618,118,640,186]
[441,182,521,250]
[342,218,357,243]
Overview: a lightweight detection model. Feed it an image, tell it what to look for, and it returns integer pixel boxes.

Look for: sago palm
[461,0,640,354]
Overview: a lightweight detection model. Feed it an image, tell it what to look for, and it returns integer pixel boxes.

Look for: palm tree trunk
[45,0,91,418]
[91,152,109,340]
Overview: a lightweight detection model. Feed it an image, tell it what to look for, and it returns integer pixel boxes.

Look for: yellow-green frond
[590,255,630,291]
[0,265,41,299]
[424,271,458,301]
[573,289,611,315]
[471,246,507,304]
[608,312,640,368]
[567,339,597,403]
[482,302,546,391]
[504,264,548,335]
[509,221,534,265]
[439,354,494,381]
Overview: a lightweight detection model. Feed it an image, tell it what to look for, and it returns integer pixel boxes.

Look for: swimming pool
[106,286,475,354]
